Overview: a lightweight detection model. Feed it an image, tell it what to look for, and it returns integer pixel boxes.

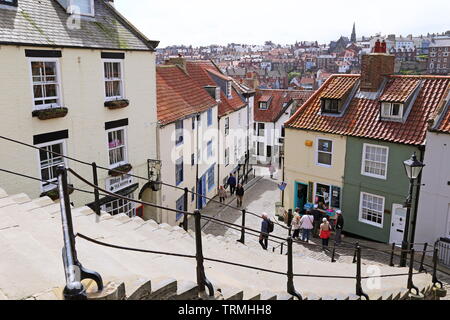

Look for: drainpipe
[217,115,221,191]
[195,113,200,209]
[409,145,425,246]
[155,121,162,223]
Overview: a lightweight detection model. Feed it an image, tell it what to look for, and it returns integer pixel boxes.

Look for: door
[389,204,407,245]
[294,182,308,212]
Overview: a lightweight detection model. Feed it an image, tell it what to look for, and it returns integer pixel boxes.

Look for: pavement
[198,166,450,299]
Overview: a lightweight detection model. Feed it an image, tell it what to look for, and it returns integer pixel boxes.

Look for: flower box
[40,184,74,201]
[108,163,133,177]
[104,99,130,109]
[32,107,68,120]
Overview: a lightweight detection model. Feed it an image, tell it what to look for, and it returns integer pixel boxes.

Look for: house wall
[342,137,419,243]
[218,107,248,187]
[415,132,450,245]
[0,45,157,211]
[159,106,218,226]
[284,129,346,211]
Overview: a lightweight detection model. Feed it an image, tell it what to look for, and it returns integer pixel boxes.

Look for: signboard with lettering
[105,173,134,193]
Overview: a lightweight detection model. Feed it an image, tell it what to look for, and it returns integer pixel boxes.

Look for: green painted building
[342,137,422,243]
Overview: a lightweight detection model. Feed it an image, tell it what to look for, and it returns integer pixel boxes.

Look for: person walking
[291,212,301,240]
[236,184,245,207]
[312,204,322,238]
[218,185,227,204]
[300,209,314,243]
[227,173,237,195]
[334,210,344,245]
[259,213,270,250]
[319,217,332,250]
[269,162,276,179]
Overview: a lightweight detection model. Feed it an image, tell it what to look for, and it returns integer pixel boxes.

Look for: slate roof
[286,74,450,146]
[254,89,314,123]
[185,60,247,117]
[0,0,156,50]
[156,65,217,126]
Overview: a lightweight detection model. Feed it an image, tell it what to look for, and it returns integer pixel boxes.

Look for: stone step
[170,280,199,300]
[219,287,244,300]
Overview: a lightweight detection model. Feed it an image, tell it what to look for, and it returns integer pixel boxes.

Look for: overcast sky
[115,0,450,48]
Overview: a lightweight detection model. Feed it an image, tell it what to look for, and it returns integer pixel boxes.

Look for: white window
[107,127,128,168]
[359,192,385,227]
[104,60,124,101]
[224,117,229,136]
[361,144,389,179]
[316,138,333,167]
[227,81,232,98]
[225,147,229,166]
[30,58,62,110]
[37,140,67,192]
[381,102,403,120]
[58,0,95,16]
[259,102,268,110]
[102,194,136,218]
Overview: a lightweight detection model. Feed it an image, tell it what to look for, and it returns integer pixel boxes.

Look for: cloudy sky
[115,0,450,48]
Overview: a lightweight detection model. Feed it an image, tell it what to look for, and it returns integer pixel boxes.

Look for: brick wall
[360,54,395,92]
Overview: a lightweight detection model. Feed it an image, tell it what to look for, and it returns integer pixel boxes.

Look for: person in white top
[300,210,314,242]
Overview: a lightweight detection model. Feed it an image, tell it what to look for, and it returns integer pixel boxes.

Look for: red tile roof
[320,75,358,100]
[156,65,217,126]
[432,84,450,134]
[254,89,315,123]
[437,106,450,133]
[286,74,450,145]
[379,77,421,102]
[185,60,247,117]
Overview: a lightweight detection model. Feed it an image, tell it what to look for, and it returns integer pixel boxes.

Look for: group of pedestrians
[285,205,345,250]
[218,173,245,207]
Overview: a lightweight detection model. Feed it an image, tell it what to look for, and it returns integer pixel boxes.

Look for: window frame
[63,0,95,17]
[225,147,230,167]
[381,102,403,119]
[175,119,184,146]
[359,192,385,228]
[207,165,215,191]
[106,126,128,169]
[207,140,213,159]
[29,57,63,111]
[175,156,184,186]
[103,59,125,102]
[361,143,389,180]
[207,108,213,127]
[36,139,68,192]
[315,137,333,168]
[102,193,136,218]
[224,117,230,136]
[259,102,268,110]
[258,123,265,137]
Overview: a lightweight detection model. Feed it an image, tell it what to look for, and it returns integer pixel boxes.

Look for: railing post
[57,165,103,300]
[194,210,214,297]
[432,244,444,288]
[237,209,246,244]
[280,242,284,255]
[286,237,302,300]
[91,162,101,217]
[355,246,369,300]
[331,241,336,263]
[389,243,395,267]
[183,187,189,231]
[407,249,420,297]
[419,243,428,273]
[352,242,359,264]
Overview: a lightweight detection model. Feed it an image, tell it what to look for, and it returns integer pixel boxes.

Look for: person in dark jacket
[235,184,245,207]
[312,204,322,238]
[259,213,270,250]
[227,174,237,195]
[334,210,344,245]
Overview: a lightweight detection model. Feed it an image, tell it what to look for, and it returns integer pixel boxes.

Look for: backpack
[268,220,274,233]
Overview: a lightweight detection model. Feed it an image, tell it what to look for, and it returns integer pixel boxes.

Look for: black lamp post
[400,152,425,267]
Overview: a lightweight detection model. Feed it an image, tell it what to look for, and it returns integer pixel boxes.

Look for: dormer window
[226,81,232,98]
[56,0,95,17]
[259,102,268,110]
[0,0,18,7]
[381,102,403,120]
[321,99,340,114]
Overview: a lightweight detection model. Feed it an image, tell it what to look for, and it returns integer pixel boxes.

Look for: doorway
[197,174,207,209]
[294,182,308,212]
[389,204,407,245]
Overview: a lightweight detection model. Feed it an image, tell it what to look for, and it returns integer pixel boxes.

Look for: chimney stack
[167,56,188,75]
[360,40,395,92]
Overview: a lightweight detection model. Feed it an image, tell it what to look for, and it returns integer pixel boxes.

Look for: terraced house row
[283,41,450,246]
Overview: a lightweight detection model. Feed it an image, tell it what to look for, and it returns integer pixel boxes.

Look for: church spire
[351,22,356,43]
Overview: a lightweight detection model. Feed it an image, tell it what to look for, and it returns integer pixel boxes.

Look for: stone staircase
[0,188,440,300]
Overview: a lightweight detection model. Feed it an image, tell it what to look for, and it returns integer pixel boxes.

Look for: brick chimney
[360,40,395,92]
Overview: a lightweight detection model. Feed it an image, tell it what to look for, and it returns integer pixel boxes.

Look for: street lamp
[400,152,425,267]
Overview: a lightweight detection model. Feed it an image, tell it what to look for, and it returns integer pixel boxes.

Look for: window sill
[32,107,68,120]
[108,163,133,177]
[104,99,130,110]
[40,184,74,201]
